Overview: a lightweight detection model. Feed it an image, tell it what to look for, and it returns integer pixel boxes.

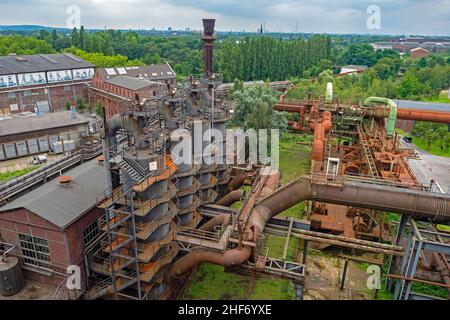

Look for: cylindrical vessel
[0,257,25,297]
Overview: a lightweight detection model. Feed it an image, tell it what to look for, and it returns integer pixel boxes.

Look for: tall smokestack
[202,19,216,76]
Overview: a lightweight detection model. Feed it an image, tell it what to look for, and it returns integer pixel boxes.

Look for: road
[401,139,450,193]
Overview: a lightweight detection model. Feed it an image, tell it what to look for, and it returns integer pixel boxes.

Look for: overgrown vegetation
[287,52,450,104]
[182,263,296,300]
[0,165,40,183]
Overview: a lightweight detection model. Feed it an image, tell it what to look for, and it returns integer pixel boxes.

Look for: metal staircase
[357,125,380,179]
[103,195,143,300]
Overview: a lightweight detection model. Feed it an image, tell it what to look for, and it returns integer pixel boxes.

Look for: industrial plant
[0,18,449,302]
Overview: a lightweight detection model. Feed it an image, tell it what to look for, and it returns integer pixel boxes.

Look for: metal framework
[388,219,450,300]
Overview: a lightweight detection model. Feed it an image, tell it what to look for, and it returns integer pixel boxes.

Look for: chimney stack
[202,19,216,76]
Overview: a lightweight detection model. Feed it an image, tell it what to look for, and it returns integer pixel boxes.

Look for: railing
[177,215,230,242]
[140,243,179,282]
[136,202,178,240]
[0,241,15,257]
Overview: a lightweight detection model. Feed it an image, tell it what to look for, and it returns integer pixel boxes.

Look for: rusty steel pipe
[258,177,450,223]
[311,111,332,161]
[171,170,279,278]
[227,173,246,192]
[216,189,245,207]
[366,107,450,124]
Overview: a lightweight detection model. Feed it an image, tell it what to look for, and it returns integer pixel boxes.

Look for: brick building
[0,111,91,160]
[90,64,175,119]
[0,160,106,288]
[0,53,94,116]
[410,47,431,60]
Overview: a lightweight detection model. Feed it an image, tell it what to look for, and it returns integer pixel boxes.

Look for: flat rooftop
[0,53,93,76]
[0,111,91,138]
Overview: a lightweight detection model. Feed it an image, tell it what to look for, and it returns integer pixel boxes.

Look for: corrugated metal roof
[395,99,450,113]
[0,111,91,138]
[0,160,106,229]
[105,75,160,91]
[0,53,94,76]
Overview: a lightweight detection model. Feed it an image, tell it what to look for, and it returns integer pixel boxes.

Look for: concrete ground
[401,140,450,192]
[0,279,58,300]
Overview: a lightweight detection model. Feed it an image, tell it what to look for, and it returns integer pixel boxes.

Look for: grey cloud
[0,0,448,35]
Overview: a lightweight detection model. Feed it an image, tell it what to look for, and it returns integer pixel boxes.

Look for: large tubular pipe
[216,190,245,207]
[311,111,332,161]
[367,108,450,124]
[172,174,450,277]
[363,97,398,137]
[258,177,450,223]
[227,173,246,192]
[171,170,279,278]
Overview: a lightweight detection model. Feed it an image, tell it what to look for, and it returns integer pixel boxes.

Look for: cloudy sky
[0,0,449,35]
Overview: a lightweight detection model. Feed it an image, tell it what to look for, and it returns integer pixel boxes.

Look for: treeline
[42,27,203,77]
[218,35,332,82]
[287,51,450,103]
[0,35,55,55]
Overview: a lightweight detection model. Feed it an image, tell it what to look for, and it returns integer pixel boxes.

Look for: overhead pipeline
[171,174,450,277]
[363,97,398,137]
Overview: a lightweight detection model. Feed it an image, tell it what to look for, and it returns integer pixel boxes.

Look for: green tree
[51,29,58,48]
[76,96,85,112]
[96,103,104,117]
[341,44,376,67]
[231,85,287,131]
[79,26,87,50]
[71,27,79,47]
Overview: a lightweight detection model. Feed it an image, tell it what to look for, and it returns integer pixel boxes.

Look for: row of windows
[5,86,73,100]
[16,220,100,271]
[18,233,52,270]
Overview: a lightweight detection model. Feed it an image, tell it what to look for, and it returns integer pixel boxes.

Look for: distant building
[339,65,368,76]
[371,42,395,50]
[0,53,95,116]
[410,47,430,60]
[0,159,106,288]
[0,111,91,160]
[90,64,176,119]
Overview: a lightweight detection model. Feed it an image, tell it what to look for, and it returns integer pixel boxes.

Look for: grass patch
[182,263,248,300]
[412,137,450,157]
[411,282,448,299]
[437,224,450,233]
[264,234,297,260]
[277,132,312,219]
[249,278,296,300]
[420,91,450,104]
[182,263,298,300]
[0,165,40,183]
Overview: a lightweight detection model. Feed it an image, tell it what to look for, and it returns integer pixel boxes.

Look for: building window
[18,233,52,270]
[64,85,72,92]
[23,90,32,97]
[8,92,16,99]
[83,220,100,252]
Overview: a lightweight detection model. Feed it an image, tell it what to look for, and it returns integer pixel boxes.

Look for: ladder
[357,125,380,179]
